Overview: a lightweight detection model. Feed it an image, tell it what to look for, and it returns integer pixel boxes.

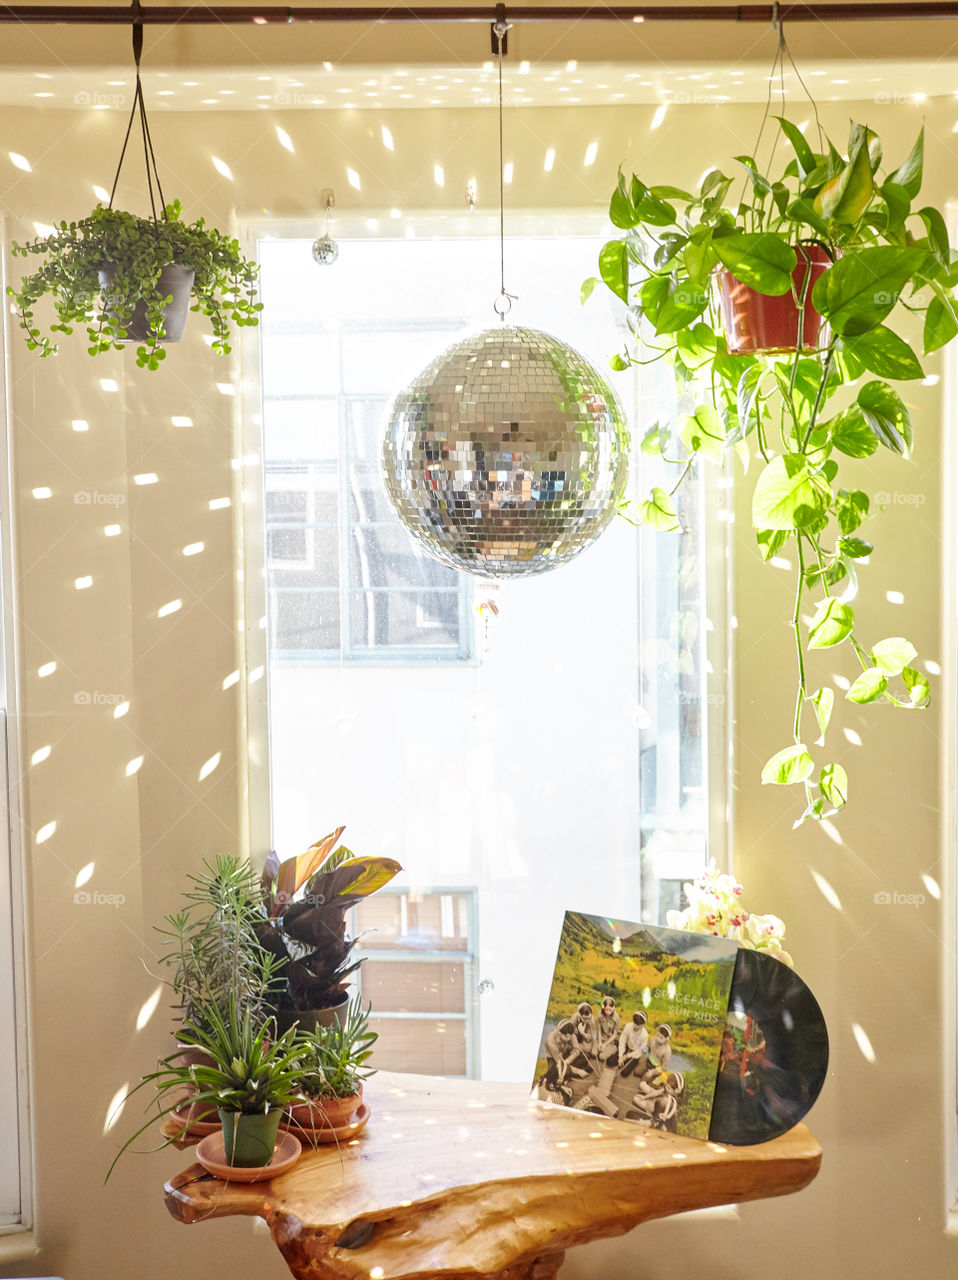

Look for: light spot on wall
[199,752,221,781]
[584,142,598,166]
[32,486,52,500]
[843,727,862,746]
[75,862,94,888]
[222,670,240,690]
[381,125,394,151]
[72,418,89,432]
[886,590,904,605]
[99,378,118,392]
[104,524,121,536]
[925,659,941,675]
[183,542,204,557]
[33,222,55,237]
[434,164,445,187]
[9,152,31,172]
[74,575,93,590]
[217,383,235,396]
[519,60,530,74]
[134,473,158,486]
[249,665,264,684]
[158,599,182,618]
[503,162,513,184]
[126,756,144,776]
[769,556,792,570]
[650,104,668,130]
[211,155,234,180]
[347,167,361,190]
[171,415,193,427]
[103,1083,129,1134]
[113,700,129,719]
[31,745,51,765]
[851,1023,876,1064]
[921,873,941,899]
[833,674,850,691]
[209,497,231,510]
[389,208,402,220]
[36,821,56,844]
[93,185,110,202]
[276,126,294,153]
[544,148,555,172]
[136,985,163,1031]
[38,661,56,678]
[810,869,842,910]
[566,60,577,71]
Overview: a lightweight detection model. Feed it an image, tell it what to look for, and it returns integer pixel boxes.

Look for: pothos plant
[586,119,956,825]
[7,199,261,370]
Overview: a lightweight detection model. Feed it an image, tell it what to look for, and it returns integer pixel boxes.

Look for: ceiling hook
[491,3,510,56]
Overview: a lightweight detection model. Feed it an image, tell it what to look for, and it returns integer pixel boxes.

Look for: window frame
[0,218,34,1250]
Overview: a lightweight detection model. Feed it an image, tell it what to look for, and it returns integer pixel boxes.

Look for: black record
[708,947,828,1146]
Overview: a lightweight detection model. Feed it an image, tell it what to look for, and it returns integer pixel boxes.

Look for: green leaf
[923,292,958,355]
[846,667,887,704]
[761,744,815,786]
[599,240,629,304]
[736,364,764,439]
[841,326,924,381]
[679,403,725,462]
[857,381,913,456]
[838,536,873,559]
[809,687,834,737]
[751,454,825,531]
[609,353,630,371]
[756,528,789,562]
[711,233,797,296]
[887,126,924,200]
[814,134,874,224]
[775,116,816,176]
[819,763,848,809]
[836,488,869,536]
[901,665,931,708]
[811,246,938,337]
[580,276,600,305]
[827,406,880,459]
[654,278,709,334]
[735,155,772,198]
[871,637,918,676]
[918,206,951,269]
[639,486,680,531]
[808,599,855,649]
[683,226,717,288]
[610,172,638,230]
[674,322,716,369]
[785,197,830,239]
[880,180,911,237]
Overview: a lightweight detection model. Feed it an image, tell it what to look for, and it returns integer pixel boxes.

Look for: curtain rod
[2,2,958,24]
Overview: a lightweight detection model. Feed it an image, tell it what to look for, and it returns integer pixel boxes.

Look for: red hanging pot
[714,245,833,356]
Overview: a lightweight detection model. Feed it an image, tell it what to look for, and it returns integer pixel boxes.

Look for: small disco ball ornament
[311,234,339,266]
[381,326,630,578]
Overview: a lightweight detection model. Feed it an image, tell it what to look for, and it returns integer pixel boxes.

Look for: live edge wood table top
[164,1071,822,1280]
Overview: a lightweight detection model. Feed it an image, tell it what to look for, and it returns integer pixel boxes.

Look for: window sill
[0,1227,38,1263]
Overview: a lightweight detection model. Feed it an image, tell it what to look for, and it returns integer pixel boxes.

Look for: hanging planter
[714,243,833,356]
[6,16,261,371]
[586,47,958,826]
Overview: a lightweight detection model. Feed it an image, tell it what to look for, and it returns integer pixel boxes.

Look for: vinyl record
[708,947,828,1146]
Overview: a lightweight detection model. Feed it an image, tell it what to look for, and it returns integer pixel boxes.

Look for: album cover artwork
[533,911,739,1140]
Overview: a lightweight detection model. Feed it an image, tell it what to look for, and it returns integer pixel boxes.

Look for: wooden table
[164,1071,822,1280]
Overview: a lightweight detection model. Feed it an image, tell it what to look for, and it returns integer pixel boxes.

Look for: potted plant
[286,994,377,1132]
[256,827,402,1032]
[7,199,261,371]
[107,997,307,1177]
[586,119,957,825]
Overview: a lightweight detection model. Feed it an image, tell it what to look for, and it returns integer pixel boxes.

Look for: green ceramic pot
[217,1109,282,1168]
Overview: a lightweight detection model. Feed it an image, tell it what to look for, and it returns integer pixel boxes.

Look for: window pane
[368,1018,467,1075]
[269,588,340,652]
[349,589,460,650]
[263,399,338,463]
[362,960,465,1014]
[355,893,471,951]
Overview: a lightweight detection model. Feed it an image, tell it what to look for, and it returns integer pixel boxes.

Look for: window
[259,254,474,665]
[249,214,728,1083]
[352,889,478,1077]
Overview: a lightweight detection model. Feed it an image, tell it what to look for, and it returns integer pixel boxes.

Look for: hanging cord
[745,13,825,201]
[108,0,167,220]
[493,10,517,320]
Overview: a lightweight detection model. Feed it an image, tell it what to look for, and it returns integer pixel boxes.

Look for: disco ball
[312,234,339,265]
[381,326,630,578]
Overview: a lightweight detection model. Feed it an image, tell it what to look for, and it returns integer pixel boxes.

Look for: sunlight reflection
[811,869,842,910]
[31,745,51,765]
[75,862,94,888]
[851,1023,876,1064]
[103,1083,129,1134]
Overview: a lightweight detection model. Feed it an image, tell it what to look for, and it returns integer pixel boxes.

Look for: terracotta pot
[287,1085,362,1131]
[97,262,195,343]
[218,1109,283,1168]
[714,245,833,356]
